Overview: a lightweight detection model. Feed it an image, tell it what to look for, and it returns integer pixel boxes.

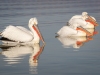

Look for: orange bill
[32,25,45,43]
[76,27,93,36]
[85,15,98,26]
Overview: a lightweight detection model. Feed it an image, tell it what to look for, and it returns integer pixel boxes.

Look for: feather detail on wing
[1,25,34,42]
[16,26,33,36]
[57,26,77,37]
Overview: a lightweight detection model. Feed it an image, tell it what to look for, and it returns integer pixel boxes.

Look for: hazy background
[0,0,100,75]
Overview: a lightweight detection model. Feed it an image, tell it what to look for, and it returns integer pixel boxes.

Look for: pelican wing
[69,18,87,27]
[1,25,34,42]
[16,26,33,36]
[57,26,77,37]
[69,15,82,22]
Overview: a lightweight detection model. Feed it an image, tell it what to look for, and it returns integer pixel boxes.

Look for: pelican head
[28,17,45,44]
[82,12,98,26]
[82,12,88,16]
[28,17,38,27]
[82,12,88,20]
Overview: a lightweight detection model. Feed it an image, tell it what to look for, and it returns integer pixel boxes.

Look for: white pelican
[0,18,45,44]
[68,12,98,28]
[56,22,92,37]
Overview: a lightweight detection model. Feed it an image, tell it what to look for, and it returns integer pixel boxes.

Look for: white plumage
[2,25,34,42]
[56,12,95,37]
[0,18,45,44]
[17,26,33,35]
[57,26,77,37]
[69,18,87,27]
[69,12,96,22]
[68,12,98,28]
[56,12,98,37]
[57,22,91,37]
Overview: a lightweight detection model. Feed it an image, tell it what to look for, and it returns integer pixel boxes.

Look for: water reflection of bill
[56,36,93,48]
[0,43,45,74]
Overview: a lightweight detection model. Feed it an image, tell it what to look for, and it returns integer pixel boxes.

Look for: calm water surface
[0,0,100,75]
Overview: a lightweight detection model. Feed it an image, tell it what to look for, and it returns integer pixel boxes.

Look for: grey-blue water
[0,0,100,75]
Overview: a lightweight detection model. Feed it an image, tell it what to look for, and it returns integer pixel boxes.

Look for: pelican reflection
[56,36,93,48]
[0,43,45,74]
